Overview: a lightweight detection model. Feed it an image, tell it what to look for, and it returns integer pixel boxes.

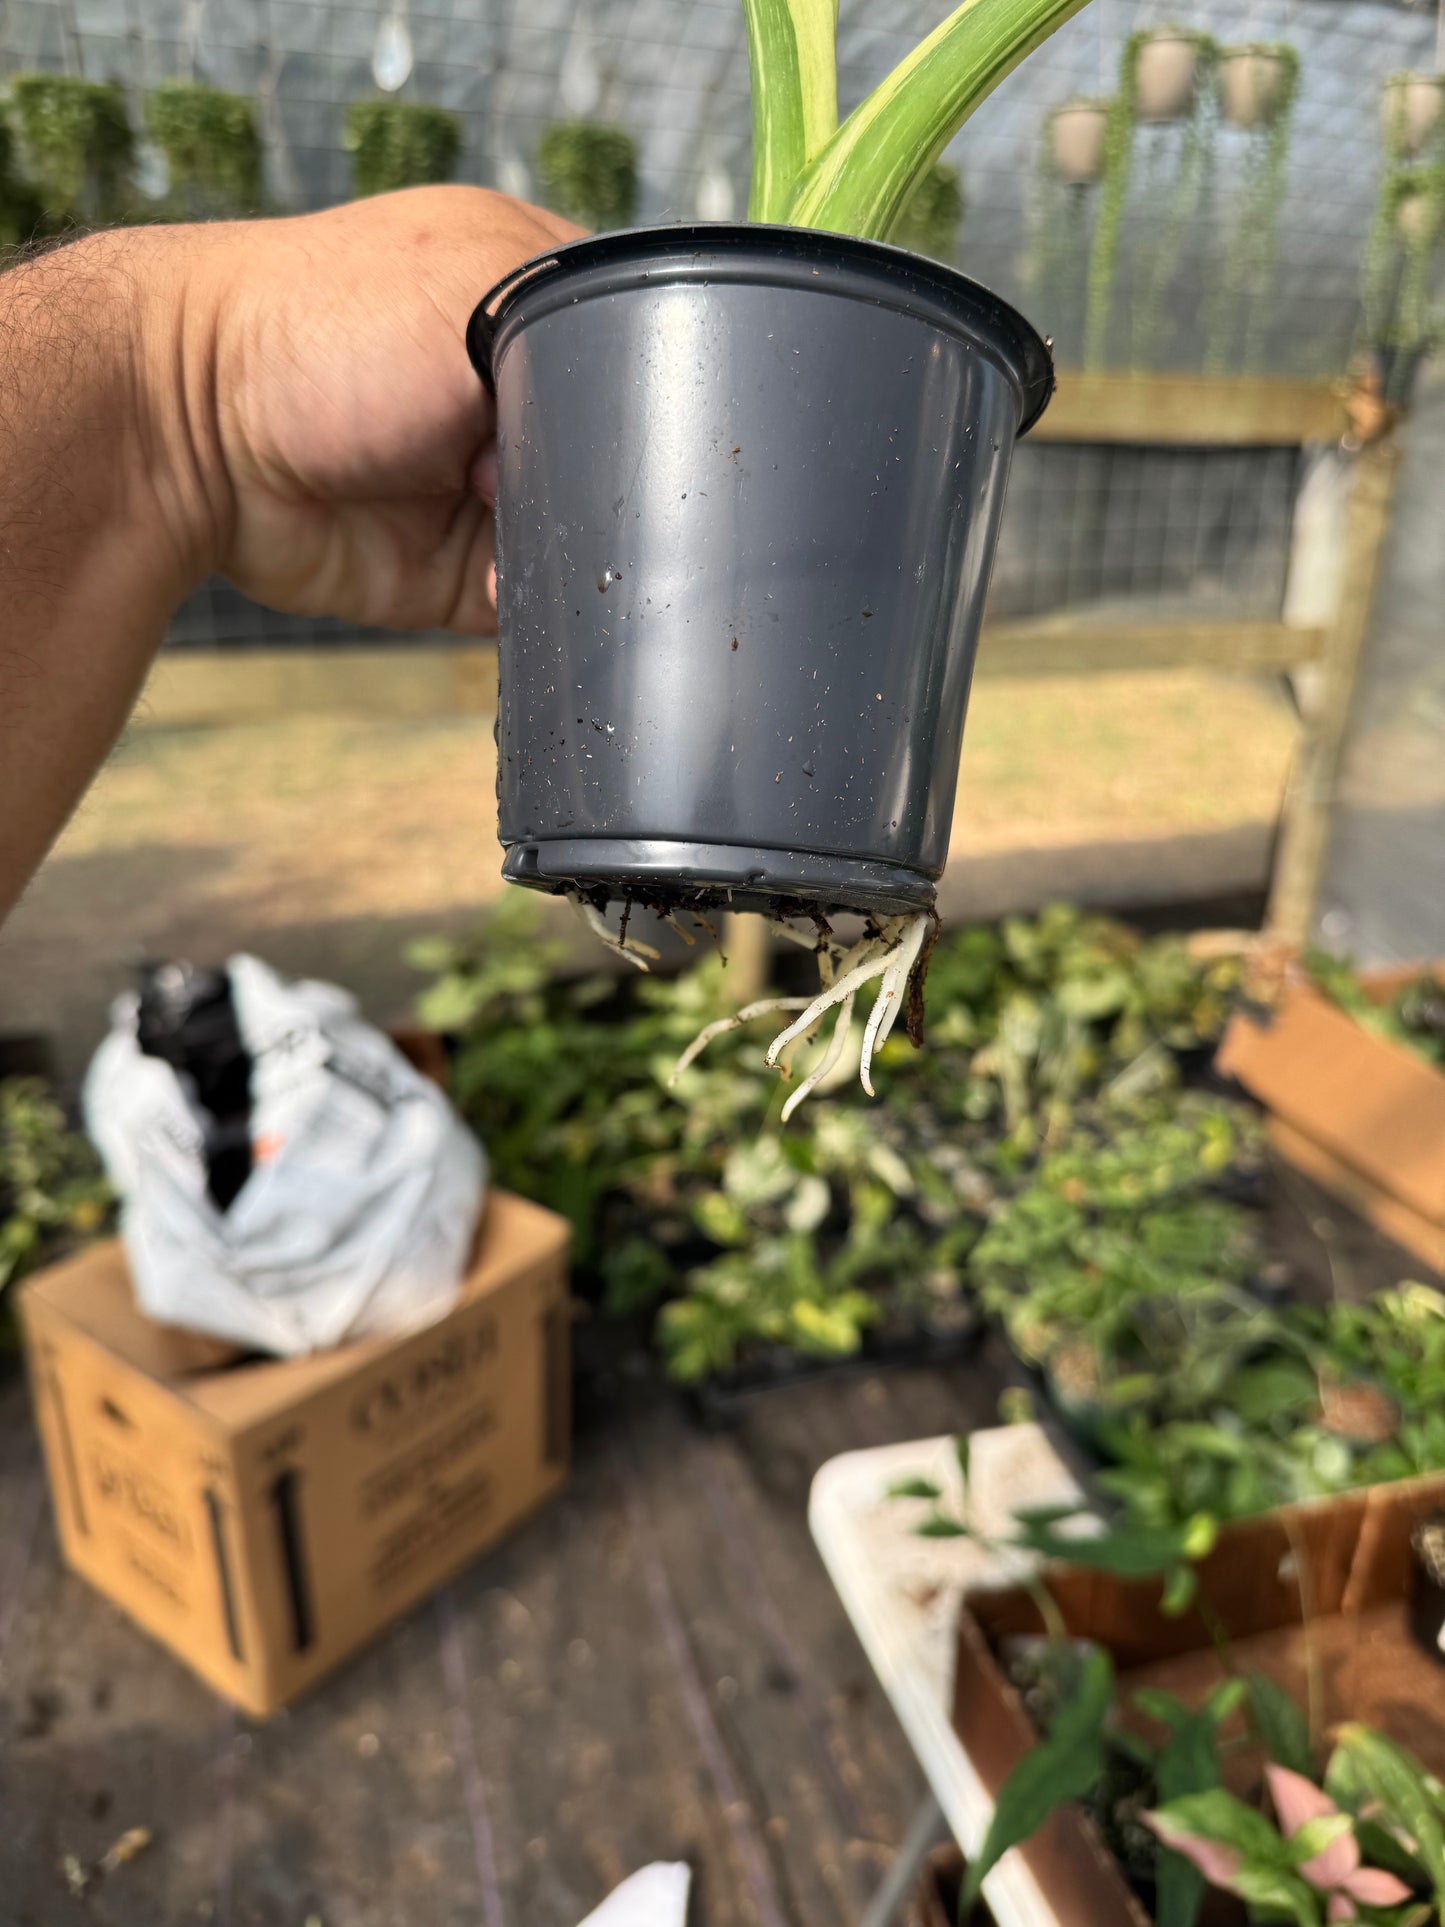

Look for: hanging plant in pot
[1382,70,1445,162]
[467,0,1074,1101]
[1049,95,1109,185]
[1205,42,1299,374]
[1132,26,1207,125]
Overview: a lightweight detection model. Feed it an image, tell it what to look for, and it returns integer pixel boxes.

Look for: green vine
[1359,76,1445,373]
[343,100,462,198]
[1082,39,1141,369]
[1205,43,1300,375]
[1084,28,1217,371]
[8,75,133,224]
[144,81,262,215]
[888,158,964,261]
[537,121,638,231]
[1027,101,1106,350]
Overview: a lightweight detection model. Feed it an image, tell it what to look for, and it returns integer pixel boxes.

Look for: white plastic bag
[576,1865,691,1927]
[84,955,486,1356]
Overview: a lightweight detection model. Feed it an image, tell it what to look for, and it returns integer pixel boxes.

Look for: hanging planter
[1219,43,1293,131]
[468,0,1068,928]
[1048,96,1109,185]
[1205,42,1300,372]
[1383,71,1445,161]
[1133,29,1204,125]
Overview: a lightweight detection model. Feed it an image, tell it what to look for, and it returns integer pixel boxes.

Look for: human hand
[171,186,582,634]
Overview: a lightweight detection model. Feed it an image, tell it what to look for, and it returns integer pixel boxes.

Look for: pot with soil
[1384,71,1445,158]
[1050,97,1110,184]
[469,225,1051,921]
[1219,46,1292,130]
[1134,31,1203,124]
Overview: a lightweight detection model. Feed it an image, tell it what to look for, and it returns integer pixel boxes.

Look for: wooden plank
[1267,440,1400,946]
[1036,371,1346,446]
[975,615,1326,677]
[132,615,1324,733]
[134,645,499,728]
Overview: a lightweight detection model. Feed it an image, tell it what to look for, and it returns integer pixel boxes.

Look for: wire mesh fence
[3,0,1439,649]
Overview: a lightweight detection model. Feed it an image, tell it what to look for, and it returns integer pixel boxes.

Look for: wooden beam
[975,615,1327,677]
[1267,440,1401,946]
[131,617,1327,732]
[1036,371,1347,446]
[133,645,499,728]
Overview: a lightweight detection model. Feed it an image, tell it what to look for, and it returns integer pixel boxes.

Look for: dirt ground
[0,670,1297,1069]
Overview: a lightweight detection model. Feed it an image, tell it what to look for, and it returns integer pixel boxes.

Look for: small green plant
[1149,1745,1437,1925]
[1,1079,113,1330]
[8,75,134,223]
[343,99,461,197]
[144,81,262,215]
[740,0,1087,243]
[536,121,638,231]
[1205,44,1300,374]
[889,158,964,261]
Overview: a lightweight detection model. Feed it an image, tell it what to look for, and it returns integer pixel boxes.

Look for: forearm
[0,229,223,917]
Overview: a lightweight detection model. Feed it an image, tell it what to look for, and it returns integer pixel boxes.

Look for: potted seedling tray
[953,1471,1445,1927]
[1219,963,1445,1275]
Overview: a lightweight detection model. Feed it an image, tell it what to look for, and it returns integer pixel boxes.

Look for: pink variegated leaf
[1144,1811,1244,1888]
[1268,1764,1340,1837]
[1340,1866,1415,1905]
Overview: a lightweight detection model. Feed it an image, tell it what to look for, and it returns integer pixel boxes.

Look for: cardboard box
[19,1191,570,1716]
[953,1472,1445,1927]
[1218,968,1445,1275]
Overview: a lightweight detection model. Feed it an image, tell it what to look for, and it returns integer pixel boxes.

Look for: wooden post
[1267,438,1400,948]
[722,913,772,1001]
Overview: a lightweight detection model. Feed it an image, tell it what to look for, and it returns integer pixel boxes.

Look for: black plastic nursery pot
[468,224,1054,919]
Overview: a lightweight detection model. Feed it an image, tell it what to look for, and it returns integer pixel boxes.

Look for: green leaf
[742,0,839,221]
[1245,1672,1314,1779]
[1010,1516,1198,1579]
[1154,1701,1226,1927]
[1331,1725,1445,1902]
[1160,1563,1198,1617]
[785,0,1090,242]
[915,1513,969,1538]
[961,1647,1113,1910]
[1285,1813,1353,1869]
[886,1475,943,1500]
[1149,1788,1294,1868]
[955,1433,971,1502]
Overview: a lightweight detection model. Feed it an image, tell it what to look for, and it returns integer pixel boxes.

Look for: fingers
[470,441,498,504]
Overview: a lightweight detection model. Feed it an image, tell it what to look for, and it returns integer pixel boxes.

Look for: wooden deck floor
[0,1338,1008,1927]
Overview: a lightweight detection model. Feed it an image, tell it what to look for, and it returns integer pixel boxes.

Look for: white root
[859,912,930,1096]
[665,907,935,1118]
[780,992,856,1124]
[764,932,896,1066]
[667,997,812,1087]
[569,894,661,971]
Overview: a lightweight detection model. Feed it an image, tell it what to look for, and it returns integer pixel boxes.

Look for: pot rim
[468,220,1055,436]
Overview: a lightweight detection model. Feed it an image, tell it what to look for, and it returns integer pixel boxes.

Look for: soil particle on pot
[731,637,739,650]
